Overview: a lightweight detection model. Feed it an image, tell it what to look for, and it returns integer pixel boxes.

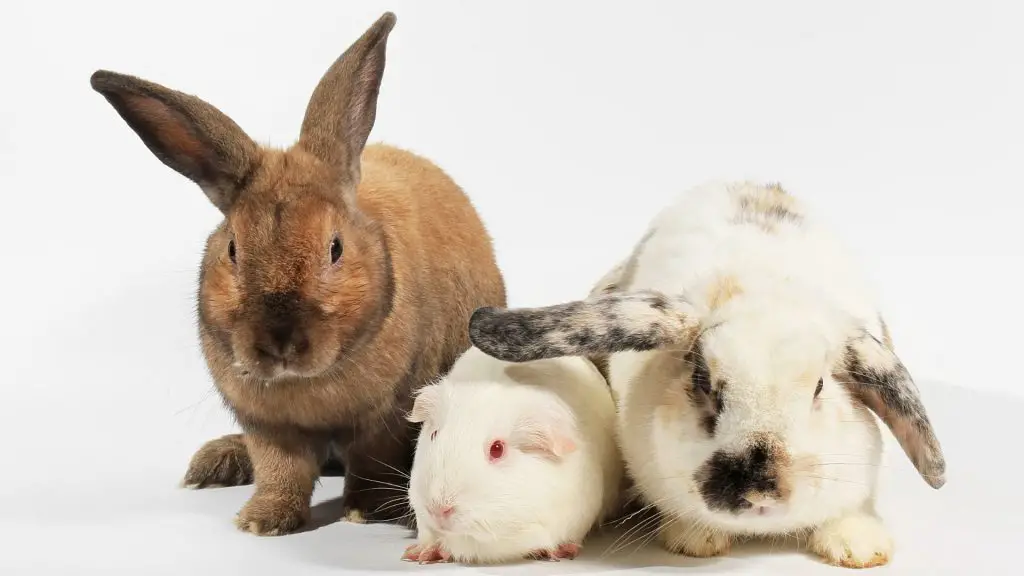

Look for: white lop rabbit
[403,346,624,565]
[468,181,945,569]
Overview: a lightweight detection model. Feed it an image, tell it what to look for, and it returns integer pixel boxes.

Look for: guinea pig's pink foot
[402,543,451,564]
[530,542,581,561]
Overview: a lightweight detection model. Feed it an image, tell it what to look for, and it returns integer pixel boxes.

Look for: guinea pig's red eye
[488,440,505,461]
[430,430,437,441]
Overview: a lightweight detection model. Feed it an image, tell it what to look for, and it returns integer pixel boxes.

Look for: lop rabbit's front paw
[810,513,893,568]
[659,518,731,558]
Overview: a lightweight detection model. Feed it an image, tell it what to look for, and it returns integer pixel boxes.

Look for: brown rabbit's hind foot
[182,434,253,489]
[342,508,367,524]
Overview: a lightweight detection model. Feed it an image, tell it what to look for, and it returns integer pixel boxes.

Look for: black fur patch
[695,443,783,513]
[843,343,921,421]
[685,340,723,436]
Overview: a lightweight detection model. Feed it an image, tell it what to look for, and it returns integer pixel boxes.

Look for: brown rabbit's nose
[254,292,311,364]
[256,323,310,361]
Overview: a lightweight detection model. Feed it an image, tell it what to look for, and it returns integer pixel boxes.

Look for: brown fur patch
[95,12,506,535]
[183,433,253,488]
[706,275,744,311]
[750,432,794,502]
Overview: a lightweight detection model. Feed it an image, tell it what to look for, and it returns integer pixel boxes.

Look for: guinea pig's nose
[428,504,455,521]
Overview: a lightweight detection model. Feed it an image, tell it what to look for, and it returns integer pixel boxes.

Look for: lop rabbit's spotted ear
[299,12,397,192]
[469,290,702,363]
[841,332,947,489]
[90,71,261,214]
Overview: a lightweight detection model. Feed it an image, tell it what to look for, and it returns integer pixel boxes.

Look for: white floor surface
[1,381,1018,575]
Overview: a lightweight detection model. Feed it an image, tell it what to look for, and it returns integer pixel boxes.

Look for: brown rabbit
[89,12,506,536]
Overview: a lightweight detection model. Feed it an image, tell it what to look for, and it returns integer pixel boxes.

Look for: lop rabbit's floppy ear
[840,332,946,489]
[89,71,261,214]
[299,12,396,195]
[469,290,701,363]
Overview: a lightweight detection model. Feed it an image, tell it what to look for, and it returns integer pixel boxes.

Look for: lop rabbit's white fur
[468,181,945,569]
[403,346,624,565]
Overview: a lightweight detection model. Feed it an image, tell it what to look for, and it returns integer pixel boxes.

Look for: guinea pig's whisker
[343,472,409,492]
[367,456,411,479]
[372,499,406,512]
[358,486,408,494]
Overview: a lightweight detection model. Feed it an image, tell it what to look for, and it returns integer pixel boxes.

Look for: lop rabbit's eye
[430,430,437,441]
[488,440,505,461]
[228,240,236,264]
[814,378,824,398]
[330,236,343,264]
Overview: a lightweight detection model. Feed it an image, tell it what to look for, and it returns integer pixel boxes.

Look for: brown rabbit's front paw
[183,434,253,489]
[235,493,310,536]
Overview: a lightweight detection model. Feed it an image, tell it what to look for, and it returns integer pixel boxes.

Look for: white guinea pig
[468,181,946,569]
[402,345,624,565]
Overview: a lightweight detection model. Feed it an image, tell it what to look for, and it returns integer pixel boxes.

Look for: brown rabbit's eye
[228,240,236,264]
[814,378,824,398]
[330,236,343,264]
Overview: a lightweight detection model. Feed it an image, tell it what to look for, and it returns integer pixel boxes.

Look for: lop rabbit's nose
[741,493,787,516]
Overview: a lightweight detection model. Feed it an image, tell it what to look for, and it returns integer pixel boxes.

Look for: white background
[1,0,1021,574]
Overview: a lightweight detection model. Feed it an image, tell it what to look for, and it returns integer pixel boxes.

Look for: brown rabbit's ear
[840,332,947,489]
[298,12,397,191]
[90,71,261,214]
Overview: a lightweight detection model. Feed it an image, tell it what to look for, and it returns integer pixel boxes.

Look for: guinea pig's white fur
[468,181,946,569]
[404,346,623,565]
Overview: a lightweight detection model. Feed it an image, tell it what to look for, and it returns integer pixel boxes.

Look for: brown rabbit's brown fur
[89,12,506,536]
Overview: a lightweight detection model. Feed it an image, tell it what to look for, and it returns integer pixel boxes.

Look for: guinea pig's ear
[298,12,396,195]
[839,331,946,489]
[469,290,702,363]
[510,405,578,461]
[408,383,441,424]
[89,71,261,214]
